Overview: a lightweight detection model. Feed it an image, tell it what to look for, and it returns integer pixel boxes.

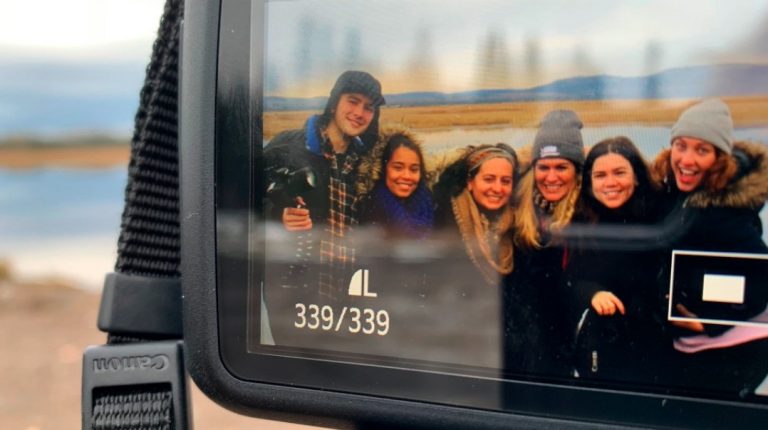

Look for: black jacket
[263,115,370,224]
[561,200,669,381]
[654,141,768,335]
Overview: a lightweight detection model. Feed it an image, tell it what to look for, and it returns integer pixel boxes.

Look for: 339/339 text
[294,303,390,335]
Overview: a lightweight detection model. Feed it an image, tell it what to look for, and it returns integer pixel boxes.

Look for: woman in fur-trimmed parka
[505,110,585,378]
[650,99,768,397]
[356,126,434,238]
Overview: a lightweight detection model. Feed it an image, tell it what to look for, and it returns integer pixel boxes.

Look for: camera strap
[81,1,190,429]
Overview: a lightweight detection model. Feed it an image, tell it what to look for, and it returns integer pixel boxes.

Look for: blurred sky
[0,0,165,136]
[1,0,162,61]
[266,0,768,96]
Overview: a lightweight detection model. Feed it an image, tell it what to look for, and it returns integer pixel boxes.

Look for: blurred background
[0,1,325,428]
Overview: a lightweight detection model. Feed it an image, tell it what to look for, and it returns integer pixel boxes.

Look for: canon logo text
[92,354,169,373]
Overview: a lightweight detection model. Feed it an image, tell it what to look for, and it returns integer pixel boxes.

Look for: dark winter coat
[654,141,768,334]
[261,115,369,348]
[506,222,572,378]
[561,192,668,382]
[652,140,768,395]
[408,168,509,370]
[263,115,369,224]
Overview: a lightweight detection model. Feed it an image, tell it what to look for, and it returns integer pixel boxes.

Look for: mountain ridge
[265,63,768,111]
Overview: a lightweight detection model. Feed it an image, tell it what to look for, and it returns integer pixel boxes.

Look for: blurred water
[0,167,126,290]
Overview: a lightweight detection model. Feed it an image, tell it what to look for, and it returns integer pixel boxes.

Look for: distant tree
[294,15,316,85]
[475,30,513,90]
[525,35,541,88]
[342,27,363,70]
[405,27,440,90]
[644,41,663,99]
[571,46,603,100]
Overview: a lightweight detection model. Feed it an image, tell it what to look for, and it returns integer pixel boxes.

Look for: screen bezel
[190,0,768,427]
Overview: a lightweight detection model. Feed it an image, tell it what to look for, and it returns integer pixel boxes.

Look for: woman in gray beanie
[650,98,768,397]
[514,109,585,248]
[504,109,586,377]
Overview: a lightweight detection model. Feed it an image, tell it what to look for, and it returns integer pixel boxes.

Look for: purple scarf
[370,181,434,238]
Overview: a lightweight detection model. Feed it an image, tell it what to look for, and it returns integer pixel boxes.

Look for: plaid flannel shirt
[318,145,360,300]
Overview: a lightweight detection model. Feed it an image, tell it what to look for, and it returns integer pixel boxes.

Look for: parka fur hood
[356,125,432,197]
[651,140,768,210]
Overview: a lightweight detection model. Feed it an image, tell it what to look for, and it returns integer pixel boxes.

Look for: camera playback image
[258,0,768,400]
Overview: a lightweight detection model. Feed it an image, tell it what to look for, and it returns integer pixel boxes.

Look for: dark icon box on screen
[669,250,768,327]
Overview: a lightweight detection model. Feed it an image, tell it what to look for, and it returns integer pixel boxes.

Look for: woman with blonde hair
[507,109,585,376]
[427,143,519,369]
[433,143,518,285]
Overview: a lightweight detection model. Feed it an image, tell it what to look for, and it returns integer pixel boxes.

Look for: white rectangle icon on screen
[701,274,745,304]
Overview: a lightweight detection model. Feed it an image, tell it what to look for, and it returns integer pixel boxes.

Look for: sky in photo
[266,0,768,97]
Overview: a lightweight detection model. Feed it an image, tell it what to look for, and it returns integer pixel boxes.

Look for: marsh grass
[264,96,768,140]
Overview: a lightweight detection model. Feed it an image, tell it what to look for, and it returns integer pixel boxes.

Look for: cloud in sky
[0,0,162,62]
[265,0,768,97]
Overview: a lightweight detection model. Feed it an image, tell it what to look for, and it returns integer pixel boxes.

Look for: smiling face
[329,93,375,138]
[591,153,636,209]
[385,146,422,199]
[467,157,514,211]
[670,137,717,192]
[534,158,577,202]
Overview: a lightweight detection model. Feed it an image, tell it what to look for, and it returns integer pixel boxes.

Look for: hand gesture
[591,291,626,316]
[670,303,705,333]
[282,197,312,231]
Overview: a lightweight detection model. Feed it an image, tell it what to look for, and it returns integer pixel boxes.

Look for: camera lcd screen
[215,0,768,424]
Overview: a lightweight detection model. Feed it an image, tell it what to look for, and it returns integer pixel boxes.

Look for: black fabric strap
[92,386,173,429]
[85,1,186,429]
[115,0,183,279]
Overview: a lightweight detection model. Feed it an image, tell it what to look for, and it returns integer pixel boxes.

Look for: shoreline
[2,96,767,170]
[0,144,130,169]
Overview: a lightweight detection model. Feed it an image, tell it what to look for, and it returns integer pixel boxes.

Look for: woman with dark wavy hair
[562,136,666,381]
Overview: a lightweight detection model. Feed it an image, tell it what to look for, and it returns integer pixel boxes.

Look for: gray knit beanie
[671,99,734,154]
[532,110,585,167]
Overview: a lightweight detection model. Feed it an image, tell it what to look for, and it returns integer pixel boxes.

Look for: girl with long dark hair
[356,127,434,237]
[562,136,666,382]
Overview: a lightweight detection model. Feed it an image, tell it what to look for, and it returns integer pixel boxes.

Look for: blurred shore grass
[0,134,129,169]
[264,96,768,139]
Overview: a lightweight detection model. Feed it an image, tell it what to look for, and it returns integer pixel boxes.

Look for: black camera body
[178,1,768,428]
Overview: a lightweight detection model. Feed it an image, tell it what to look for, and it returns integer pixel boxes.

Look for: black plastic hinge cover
[98,272,183,337]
